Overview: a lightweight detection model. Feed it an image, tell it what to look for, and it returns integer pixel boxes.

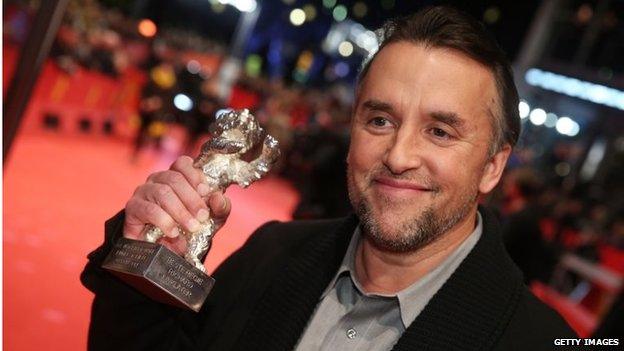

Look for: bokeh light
[338,41,354,57]
[290,8,306,26]
[352,2,368,18]
[303,4,317,21]
[545,113,558,128]
[556,116,580,136]
[323,0,337,9]
[173,94,193,111]
[529,108,547,126]
[138,19,157,38]
[333,5,348,22]
[518,100,530,119]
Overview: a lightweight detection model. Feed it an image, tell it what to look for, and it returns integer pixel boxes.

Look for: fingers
[123,155,232,245]
[124,198,179,239]
[137,183,203,233]
[124,155,212,240]
[169,156,212,197]
[147,170,210,221]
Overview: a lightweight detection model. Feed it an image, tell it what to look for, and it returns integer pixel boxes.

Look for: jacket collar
[236,207,523,351]
[391,206,523,350]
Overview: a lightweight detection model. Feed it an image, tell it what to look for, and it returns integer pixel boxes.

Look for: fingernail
[197,183,211,197]
[197,208,210,222]
[188,218,201,232]
[170,227,180,238]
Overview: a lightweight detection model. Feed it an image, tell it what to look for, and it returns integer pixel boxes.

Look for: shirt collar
[320,211,483,328]
[320,225,361,299]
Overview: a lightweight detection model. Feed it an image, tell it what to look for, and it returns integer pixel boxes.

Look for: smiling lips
[373,176,433,192]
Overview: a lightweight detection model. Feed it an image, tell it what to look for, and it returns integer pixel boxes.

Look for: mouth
[372,176,434,193]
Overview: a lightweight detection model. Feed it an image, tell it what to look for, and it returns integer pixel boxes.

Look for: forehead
[357,42,498,128]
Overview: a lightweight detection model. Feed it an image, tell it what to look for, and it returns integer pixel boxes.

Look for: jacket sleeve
[81,210,281,351]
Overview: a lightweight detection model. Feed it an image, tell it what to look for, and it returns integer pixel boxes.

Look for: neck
[355,208,478,294]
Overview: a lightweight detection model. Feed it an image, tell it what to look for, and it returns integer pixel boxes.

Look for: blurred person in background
[501,168,557,284]
[132,61,176,160]
[291,96,351,219]
[82,6,575,350]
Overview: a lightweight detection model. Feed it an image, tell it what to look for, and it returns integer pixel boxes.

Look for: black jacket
[81,207,576,350]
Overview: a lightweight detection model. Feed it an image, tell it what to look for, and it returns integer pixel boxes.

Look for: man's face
[347,42,510,252]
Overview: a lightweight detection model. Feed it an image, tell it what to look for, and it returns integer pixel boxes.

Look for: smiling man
[82,6,575,351]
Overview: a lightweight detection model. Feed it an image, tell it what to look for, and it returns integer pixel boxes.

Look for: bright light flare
[138,19,157,38]
[174,94,193,112]
[338,41,354,57]
[290,8,306,26]
[529,108,547,125]
[556,117,580,136]
[518,100,530,119]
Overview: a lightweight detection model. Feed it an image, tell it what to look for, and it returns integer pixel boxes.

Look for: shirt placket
[321,294,391,350]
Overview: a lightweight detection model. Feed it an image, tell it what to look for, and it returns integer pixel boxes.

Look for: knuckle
[166,171,185,184]
[154,184,173,199]
[171,156,192,171]
[144,201,161,218]
[146,171,163,183]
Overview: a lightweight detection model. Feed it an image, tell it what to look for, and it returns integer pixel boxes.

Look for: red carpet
[3,130,299,350]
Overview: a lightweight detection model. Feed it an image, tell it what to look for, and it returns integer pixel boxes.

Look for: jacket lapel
[234,215,358,351]
[392,207,524,351]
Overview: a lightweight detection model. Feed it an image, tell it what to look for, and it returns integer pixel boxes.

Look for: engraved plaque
[102,237,215,312]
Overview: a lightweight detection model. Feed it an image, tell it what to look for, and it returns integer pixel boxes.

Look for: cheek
[348,132,385,174]
[427,152,481,191]
[347,149,368,185]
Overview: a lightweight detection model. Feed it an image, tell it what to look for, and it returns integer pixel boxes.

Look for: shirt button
[346,328,357,339]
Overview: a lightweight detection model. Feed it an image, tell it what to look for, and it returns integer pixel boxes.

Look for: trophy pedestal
[102,237,215,312]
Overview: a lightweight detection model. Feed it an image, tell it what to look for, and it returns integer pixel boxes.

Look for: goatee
[347,167,477,253]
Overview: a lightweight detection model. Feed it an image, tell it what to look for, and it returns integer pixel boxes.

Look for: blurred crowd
[6,0,623,262]
[5,0,356,218]
[491,167,624,280]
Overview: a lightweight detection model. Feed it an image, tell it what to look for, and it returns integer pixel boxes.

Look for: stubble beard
[347,166,479,253]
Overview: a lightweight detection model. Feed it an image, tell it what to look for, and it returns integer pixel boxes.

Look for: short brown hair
[357,6,520,156]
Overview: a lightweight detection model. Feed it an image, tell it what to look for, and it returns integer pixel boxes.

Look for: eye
[368,117,392,128]
[432,128,448,137]
[429,127,454,139]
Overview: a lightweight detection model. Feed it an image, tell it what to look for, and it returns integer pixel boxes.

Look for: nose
[382,126,424,175]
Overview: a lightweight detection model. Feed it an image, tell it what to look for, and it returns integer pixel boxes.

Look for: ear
[479,145,512,194]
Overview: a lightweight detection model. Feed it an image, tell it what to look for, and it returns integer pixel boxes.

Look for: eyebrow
[361,99,395,114]
[430,111,466,130]
[360,99,467,130]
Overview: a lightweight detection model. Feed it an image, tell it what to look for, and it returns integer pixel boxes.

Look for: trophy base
[102,237,214,312]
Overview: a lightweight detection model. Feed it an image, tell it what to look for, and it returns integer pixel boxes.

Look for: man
[82,6,575,350]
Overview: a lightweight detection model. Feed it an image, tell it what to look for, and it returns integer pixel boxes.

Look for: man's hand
[123,156,231,255]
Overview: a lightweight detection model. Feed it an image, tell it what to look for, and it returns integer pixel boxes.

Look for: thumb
[208,192,231,225]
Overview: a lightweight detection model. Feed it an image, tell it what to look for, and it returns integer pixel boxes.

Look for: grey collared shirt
[295,212,483,351]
